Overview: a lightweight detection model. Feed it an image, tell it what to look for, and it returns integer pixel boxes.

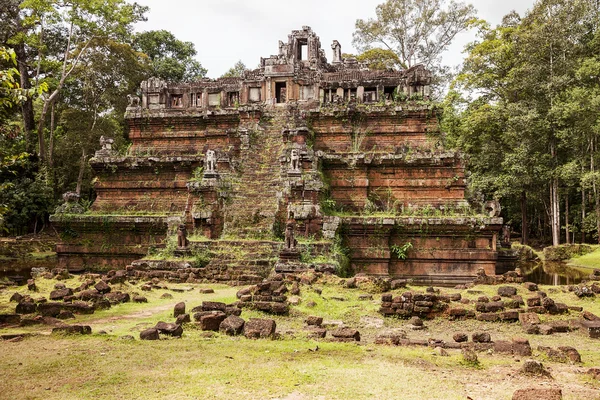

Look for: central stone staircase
[222,109,292,238]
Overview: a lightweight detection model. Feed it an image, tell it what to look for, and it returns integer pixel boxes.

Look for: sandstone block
[219,315,245,336]
[140,328,159,340]
[244,318,276,339]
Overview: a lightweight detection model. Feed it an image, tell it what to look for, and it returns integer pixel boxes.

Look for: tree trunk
[565,194,569,244]
[582,184,586,244]
[13,43,35,154]
[520,190,528,245]
[550,178,560,246]
[75,147,87,196]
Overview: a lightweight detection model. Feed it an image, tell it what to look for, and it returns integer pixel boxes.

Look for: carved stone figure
[484,200,501,218]
[100,136,114,151]
[290,149,300,171]
[177,224,189,249]
[284,213,297,250]
[502,225,511,247]
[127,94,140,108]
[331,40,342,63]
[205,150,216,172]
[95,136,115,157]
[54,192,84,214]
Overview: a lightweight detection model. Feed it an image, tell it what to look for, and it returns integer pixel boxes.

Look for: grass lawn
[569,247,600,270]
[1,276,599,399]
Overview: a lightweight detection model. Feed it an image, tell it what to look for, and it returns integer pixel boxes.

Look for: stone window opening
[345,88,357,102]
[275,82,287,103]
[363,87,377,103]
[384,86,396,101]
[297,38,308,60]
[171,94,183,107]
[227,91,239,107]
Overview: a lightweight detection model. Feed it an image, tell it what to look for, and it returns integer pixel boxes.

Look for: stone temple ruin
[51,26,511,285]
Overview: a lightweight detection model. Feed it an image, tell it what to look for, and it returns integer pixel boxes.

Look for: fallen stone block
[453,332,468,343]
[520,359,551,377]
[140,328,159,340]
[94,281,111,294]
[331,327,360,342]
[52,325,92,335]
[306,316,323,326]
[199,312,227,331]
[244,318,276,339]
[154,321,183,337]
[173,302,186,317]
[15,301,37,315]
[581,320,600,338]
[498,286,518,297]
[219,315,245,336]
[49,288,73,301]
[512,388,561,400]
[0,314,20,325]
[472,332,491,343]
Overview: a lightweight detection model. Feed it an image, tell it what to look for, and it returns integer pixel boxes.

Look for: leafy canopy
[133,30,207,82]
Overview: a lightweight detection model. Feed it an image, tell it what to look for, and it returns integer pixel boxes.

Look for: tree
[10,0,148,165]
[353,0,478,70]
[444,0,600,246]
[221,60,247,78]
[133,30,207,82]
[356,48,400,70]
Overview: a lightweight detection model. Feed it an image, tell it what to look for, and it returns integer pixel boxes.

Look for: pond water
[0,258,56,282]
[520,261,589,286]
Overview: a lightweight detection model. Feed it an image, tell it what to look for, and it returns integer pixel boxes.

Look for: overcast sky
[134,0,537,77]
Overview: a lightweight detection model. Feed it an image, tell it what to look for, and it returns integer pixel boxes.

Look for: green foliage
[0,153,54,235]
[443,0,600,244]
[543,244,594,261]
[133,30,207,82]
[355,48,400,70]
[391,242,413,260]
[220,60,247,78]
[353,0,480,92]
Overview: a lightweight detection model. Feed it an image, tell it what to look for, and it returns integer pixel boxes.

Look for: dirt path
[85,303,174,326]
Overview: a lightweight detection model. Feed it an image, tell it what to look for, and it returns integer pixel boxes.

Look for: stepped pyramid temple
[51,27,511,285]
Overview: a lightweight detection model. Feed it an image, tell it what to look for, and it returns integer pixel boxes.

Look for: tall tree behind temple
[221,60,247,78]
[133,30,207,82]
[353,0,480,94]
[444,0,600,245]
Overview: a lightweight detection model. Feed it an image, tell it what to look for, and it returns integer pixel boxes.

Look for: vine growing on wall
[391,242,413,260]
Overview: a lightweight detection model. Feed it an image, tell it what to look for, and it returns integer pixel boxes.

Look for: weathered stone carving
[484,200,501,217]
[94,136,115,158]
[284,213,297,250]
[127,94,140,108]
[331,40,342,63]
[502,225,511,247]
[100,136,114,151]
[290,149,300,172]
[204,149,217,177]
[54,192,85,214]
[177,224,189,249]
